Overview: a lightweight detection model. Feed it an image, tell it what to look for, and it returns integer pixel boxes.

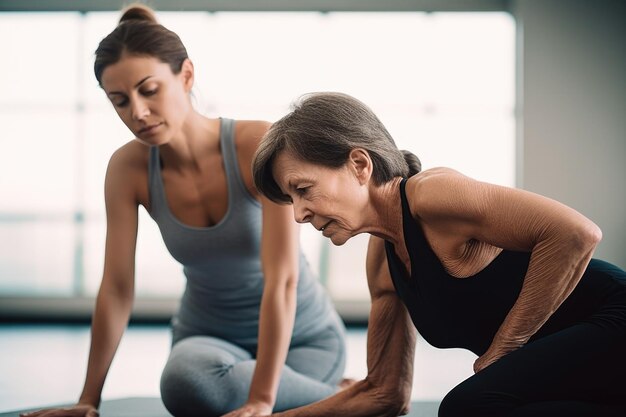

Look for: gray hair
[253,92,421,203]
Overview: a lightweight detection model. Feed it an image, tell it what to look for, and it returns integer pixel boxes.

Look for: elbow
[100,274,134,303]
[364,379,412,416]
[276,275,299,295]
[589,223,603,246]
[389,388,412,416]
[263,273,299,304]
[284,274,299,292]
[381,392,411,416]
[575,221,602,252]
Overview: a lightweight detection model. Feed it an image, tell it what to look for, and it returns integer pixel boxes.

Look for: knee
[439,381,493,417]
[160,343,241,416]
[160,357,213,416]
[439,380,516,417]
[439,383,475,417]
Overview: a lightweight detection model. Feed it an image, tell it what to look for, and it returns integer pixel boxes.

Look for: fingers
[20,405,98,417]
[220,408,261,417]
[20,408,51,417]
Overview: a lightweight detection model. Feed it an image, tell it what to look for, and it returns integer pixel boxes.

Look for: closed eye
[295,187,309,196]
[112,96,129,108]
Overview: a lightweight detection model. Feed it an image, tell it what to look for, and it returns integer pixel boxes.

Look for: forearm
[272,379,404,417]
[270,238,417,417]
[492,229,599,349]
[248,280,298,407]
[79,284,133,407]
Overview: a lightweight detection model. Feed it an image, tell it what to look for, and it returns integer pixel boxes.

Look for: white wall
[512,0,626,269]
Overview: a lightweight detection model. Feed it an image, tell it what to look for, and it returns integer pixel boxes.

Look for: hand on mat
[221,400,273,417]
[337,377,358,392]
[19,403,99,417]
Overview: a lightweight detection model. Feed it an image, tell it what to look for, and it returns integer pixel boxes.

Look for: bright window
[0,11,515,305]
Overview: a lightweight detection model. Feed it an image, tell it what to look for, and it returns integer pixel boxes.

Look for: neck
[359,177,405,245]
[158,111,219,171]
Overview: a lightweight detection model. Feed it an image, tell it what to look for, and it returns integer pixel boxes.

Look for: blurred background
[1,0,624,322]
[0,0,624,411]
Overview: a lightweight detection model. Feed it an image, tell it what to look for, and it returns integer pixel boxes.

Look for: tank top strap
[148,145,166,213]
[399,178,441,270]
[219,118,257,204]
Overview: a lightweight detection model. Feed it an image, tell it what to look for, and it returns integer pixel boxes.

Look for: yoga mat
[0,397,440,417]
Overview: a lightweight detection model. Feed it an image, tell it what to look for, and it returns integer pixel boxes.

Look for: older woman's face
[272,151,369,246]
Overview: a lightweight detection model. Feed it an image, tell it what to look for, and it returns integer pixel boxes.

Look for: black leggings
[439,267,626,417]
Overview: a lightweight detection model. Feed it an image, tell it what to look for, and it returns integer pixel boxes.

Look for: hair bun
[119,3,157,25]
[401,150,422,176]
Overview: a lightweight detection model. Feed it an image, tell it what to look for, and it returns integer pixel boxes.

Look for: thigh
[486,322,626,402]
[286,320,347,385]
[441,322,626,417]
[165,335,253,371]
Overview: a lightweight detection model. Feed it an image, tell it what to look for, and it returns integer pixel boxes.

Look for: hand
[474,337,523,373]
[221,401,273,417]
[474,341,521,373]
[337,377,358,392]
[20,404,99,417]
[473,348,501,373]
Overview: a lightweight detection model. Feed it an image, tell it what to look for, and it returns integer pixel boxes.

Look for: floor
[0,323,476,412]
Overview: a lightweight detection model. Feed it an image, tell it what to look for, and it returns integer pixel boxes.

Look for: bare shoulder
[405,167,467,196]
[234,119,272,158]
[105,140,149,204]
[404,167,477,219]
[233,120,272,198]
[107,140,148,172]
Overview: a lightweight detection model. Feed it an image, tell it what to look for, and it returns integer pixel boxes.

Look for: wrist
[78,394,100,409]
[247,394,275,410]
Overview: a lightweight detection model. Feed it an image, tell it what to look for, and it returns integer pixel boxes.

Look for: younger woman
[24,6,347,417]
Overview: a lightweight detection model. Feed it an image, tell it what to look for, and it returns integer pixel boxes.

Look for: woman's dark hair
[94,3,188,85]
[252,92,422,204]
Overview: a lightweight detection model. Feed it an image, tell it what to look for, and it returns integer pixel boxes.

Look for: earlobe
[349,148,373,185]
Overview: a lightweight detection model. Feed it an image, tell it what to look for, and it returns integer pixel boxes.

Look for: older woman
[252,92,626,417]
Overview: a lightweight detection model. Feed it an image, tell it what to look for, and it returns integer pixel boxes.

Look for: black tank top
[384,178,626,356]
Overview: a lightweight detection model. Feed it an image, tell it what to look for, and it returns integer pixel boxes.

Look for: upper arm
[235,119,273,200]
[101,148,141,297]
[236,120,299,287]
[408,168,602,252]
[260,195,300,288]
[364,236,416,409]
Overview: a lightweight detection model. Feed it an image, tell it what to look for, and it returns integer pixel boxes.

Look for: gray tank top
[148,118,337,347]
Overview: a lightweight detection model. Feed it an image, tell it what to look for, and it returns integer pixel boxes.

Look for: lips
[138,122,163,135]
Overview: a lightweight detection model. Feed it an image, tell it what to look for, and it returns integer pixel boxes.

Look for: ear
[180,58,195,92]
[348,148,373,185]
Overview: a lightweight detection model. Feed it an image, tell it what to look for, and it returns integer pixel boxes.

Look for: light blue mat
[0,397,440,417]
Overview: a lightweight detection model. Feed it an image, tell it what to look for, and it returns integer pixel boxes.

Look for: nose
[293,199,312,224]
[130,98,150,121]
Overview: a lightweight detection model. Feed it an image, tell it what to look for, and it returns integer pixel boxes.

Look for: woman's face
[272,151,370,246]
[100,54,193,146]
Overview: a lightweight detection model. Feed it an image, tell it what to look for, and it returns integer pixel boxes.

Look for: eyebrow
[107,75,153,96]
[286,180,303,192]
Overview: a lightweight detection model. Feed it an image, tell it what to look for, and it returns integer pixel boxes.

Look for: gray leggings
[160,323,346,416]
